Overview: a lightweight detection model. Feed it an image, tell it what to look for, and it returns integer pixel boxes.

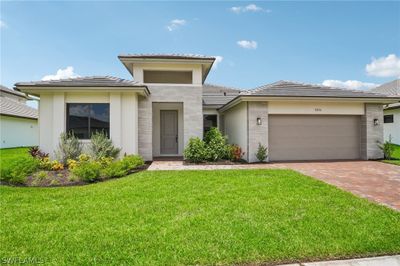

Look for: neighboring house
[370,79,400,145]
[15,54,399,162]
[0,85,38,148]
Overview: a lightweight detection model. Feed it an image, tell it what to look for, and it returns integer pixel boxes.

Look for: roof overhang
[219,95,400,112]
[15,85,150,97]
[0,113,38,120]
[118,56,215,84]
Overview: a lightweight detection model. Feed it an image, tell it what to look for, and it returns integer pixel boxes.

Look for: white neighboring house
[0,85,39,148]
[371,79,400,145]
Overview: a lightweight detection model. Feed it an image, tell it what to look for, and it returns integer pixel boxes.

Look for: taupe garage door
[269,115,361,161]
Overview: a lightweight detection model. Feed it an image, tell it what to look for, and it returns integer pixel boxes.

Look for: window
[67,103,110,139]
[143,70,193,84]
[384,114,394,124]
[203,115,218,134]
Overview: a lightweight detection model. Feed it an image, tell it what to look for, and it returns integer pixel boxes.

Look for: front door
[160,110,178,155]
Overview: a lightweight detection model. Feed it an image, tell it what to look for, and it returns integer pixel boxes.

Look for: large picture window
[67,103,110,139]
[203,114,218,135]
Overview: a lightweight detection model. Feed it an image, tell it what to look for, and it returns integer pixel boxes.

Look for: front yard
[1,165,399,265]
[382,143,400,166]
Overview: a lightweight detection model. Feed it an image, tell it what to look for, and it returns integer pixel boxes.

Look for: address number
[314,108,322,112]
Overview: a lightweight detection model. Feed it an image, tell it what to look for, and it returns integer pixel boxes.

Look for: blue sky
[1,1,400,92]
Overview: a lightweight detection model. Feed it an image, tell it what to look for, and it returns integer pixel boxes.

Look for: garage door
[269,115,361,161]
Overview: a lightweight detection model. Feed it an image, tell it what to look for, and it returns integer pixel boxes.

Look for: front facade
[16,54,400,162]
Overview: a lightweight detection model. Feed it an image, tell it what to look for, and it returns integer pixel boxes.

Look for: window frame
[66,103,110,139]
[384,114,394,124]
[203,114,218,135]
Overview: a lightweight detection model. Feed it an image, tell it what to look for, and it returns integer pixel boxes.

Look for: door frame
[160,110,179,155]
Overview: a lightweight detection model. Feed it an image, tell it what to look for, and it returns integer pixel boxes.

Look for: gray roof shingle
[370,79,400,96]
[243,80,388,98]
[1,85,28,98]
[118,53,215,61]
[15,76,145,87]
[202,84,241,108]
[0,97,38,119]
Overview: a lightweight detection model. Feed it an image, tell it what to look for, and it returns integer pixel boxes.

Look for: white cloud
[0,20,7,29]
[212,56,223,69]
[42,66,80,81]
[366,54,400,78]
[322,80,379,90]
[237,40,258,49]
[230,4,270,14]
[166,19,186,31]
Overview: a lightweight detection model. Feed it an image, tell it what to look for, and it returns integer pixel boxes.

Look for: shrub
[204,128,227,161]
[378,135,395,160]
[121,155,144,170]
[88,131,121,160]
[230,144,245,162]
[67,159,78,170]
[78,154,91,162]
[51,160,64,171]
[184,137,207,163]
[1,157,39,184]
[256,143,268,162]
[71,161,101,182]
[101,155,144,178]
[28,146,48,159]
[38,157,52,170]
[101,161,128,178]
[98,156,114,168]
[55,132,83,164]
[35,171,48,180]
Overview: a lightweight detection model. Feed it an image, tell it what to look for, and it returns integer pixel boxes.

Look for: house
[15,54,400,162]
[0,85,39,148]
[370,79,400,145]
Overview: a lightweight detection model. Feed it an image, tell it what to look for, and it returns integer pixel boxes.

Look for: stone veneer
[361,103,384,160]
[138,85,203,161]
[247,102,268,163]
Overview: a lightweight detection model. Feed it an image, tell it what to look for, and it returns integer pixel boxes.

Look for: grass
[0,147,30,170]
[1,169,399,265]
[382,144,400,166]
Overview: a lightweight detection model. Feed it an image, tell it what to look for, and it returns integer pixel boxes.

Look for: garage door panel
[269,115,361,161]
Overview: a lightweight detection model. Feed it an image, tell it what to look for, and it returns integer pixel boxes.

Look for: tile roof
[0,85,28,98]
[370,79,400,96]
[15,76,145,87]
[202,84,241,108]
[118,53,216,60]
[0,96,38,119]
[243,80,388,98]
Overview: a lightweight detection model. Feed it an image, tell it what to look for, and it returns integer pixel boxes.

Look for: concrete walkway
[279,255,400,266]
[148,160,400,210]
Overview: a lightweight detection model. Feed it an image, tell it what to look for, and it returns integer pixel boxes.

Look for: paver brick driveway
[149,160,400,210]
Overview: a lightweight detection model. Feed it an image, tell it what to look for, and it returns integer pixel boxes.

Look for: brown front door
[160,110,178,155]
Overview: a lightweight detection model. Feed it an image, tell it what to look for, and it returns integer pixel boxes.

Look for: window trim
[66,103,110,139]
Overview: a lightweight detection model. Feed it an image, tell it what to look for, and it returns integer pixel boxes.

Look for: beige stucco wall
[0,115,38,148]
[384,108,400,145]
[223,102,248,158]
[38,91,139,158]
[268,101,365,115]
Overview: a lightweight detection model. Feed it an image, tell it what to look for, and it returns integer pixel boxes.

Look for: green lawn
[1,168,399,265]
[382,144,400,166]
[0,147,30,169]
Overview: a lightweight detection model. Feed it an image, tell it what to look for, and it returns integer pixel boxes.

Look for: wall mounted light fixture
[257,117,262,125]
[373,118,379,126]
